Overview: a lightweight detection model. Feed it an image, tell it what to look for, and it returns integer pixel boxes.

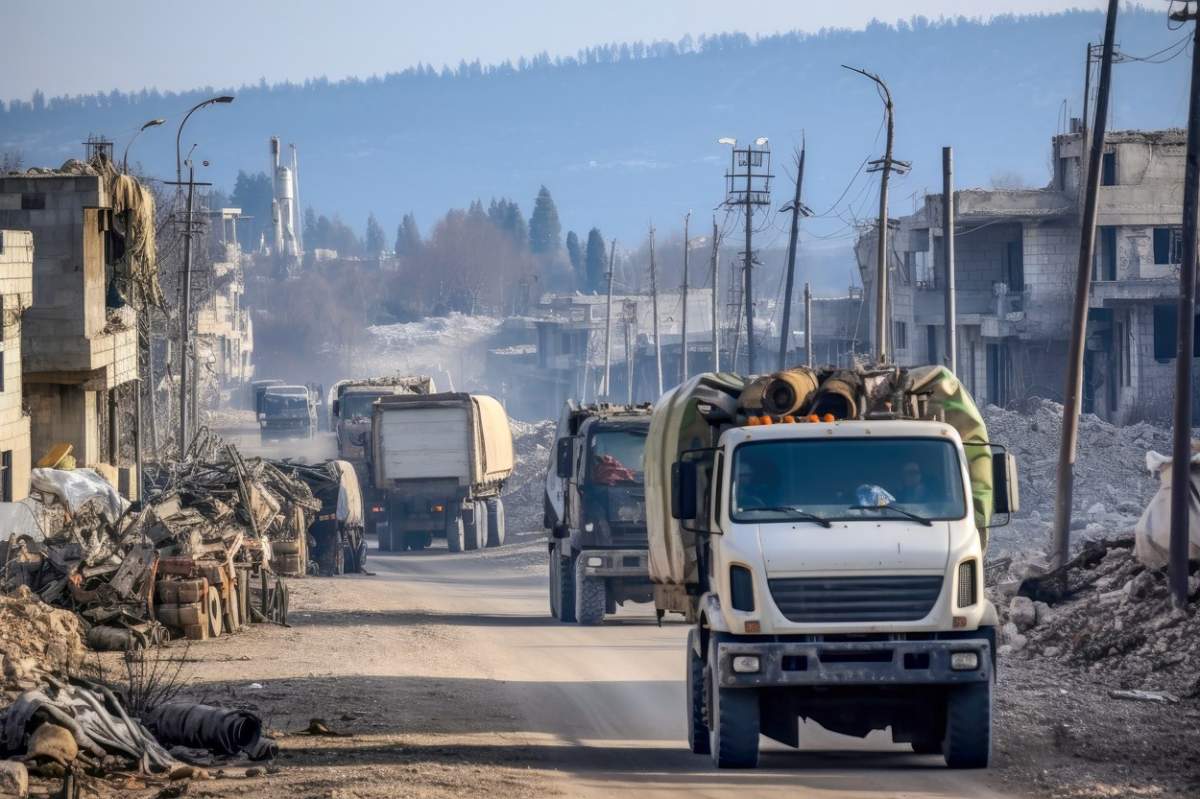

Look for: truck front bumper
[715,638,992,688]
[578,548,649,578]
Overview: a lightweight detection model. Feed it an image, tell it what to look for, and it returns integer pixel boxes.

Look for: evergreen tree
[566,231,583,282]
[488,198,528,251]
[585,229,608,294]
[528,186,562,255]
[230,170,274,250]
[467,199,487,225]
[365,213,385,256]
[394,213,422,256]
[302,208,318,249]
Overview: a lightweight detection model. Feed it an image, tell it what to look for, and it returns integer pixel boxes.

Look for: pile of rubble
[982,398,1172,555]
[503,419,555,533]
[998,537,1200,698]
[0,589,86,689]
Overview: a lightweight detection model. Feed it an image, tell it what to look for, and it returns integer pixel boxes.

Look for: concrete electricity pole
[179,164,196,453]
[804,282,813,368]
[778,139,810,370]
[710,218,721,372]
[1169,0,1200,607]
[649,227,664,396]
[681,213,691,383]
[1052,0,1119,570]
[943,146,958,373]
[720,137,772,374]
[602,239,617,398]
[843,66,909,364]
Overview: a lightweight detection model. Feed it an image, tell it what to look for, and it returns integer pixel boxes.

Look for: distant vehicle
[545,402,654,625]
[328,376,436,538]
[250,378,285,414]
[259,385,317,441]
[368,392,513,552]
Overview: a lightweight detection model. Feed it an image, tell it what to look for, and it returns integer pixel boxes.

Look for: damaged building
[858,127,1187,422]
[0,231,34,501]
[196,207,254,402]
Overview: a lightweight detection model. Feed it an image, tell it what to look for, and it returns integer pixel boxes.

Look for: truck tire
[485,498,506,547]
[445,513,465,553]
[686,628,711,755]
[551,548,576,622]
[943,678,992,769]
[403,532,429,551]
[708,641,759,768]
[574,554,607,626]
[464,502,485,551]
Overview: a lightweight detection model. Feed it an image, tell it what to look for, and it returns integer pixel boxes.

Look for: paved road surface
[355,538,1014,799]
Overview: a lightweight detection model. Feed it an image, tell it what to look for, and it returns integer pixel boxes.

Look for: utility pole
[778,139,810,370]
[602,239,617,398]
[179,164,196,453]
[1052,0,1119,570]
[649,226,664,396]
[844,66,910,364]
[804,282,813,368]
[943,146,958,373]
[721,137,772,374]
[710,218,721,372]
[1169,0,1200,608]
[624,302,635,404]
[681,212,691,383]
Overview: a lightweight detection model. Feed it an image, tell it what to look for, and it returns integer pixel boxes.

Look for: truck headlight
[957,559,978,608]
[586,556,604,568]
[731,655,760,674]
[950,652,979,671]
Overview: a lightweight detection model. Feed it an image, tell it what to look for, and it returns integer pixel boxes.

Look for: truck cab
[546,403,654,625]
[259,385,316,441]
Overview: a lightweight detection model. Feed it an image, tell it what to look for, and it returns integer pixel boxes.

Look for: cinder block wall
[0,231,35,500]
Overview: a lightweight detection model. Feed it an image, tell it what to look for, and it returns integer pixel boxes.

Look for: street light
[175,95,234,187]
[122,118,165,173]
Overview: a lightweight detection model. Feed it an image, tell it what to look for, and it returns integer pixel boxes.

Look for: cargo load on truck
[369,392,513,553]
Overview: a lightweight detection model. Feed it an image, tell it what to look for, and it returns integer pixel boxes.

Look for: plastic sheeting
[330,459,364,527]
[1134,450,1200,568]
[30,467,129,522]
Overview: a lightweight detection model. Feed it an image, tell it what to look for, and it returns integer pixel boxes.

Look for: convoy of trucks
[369,392,514,552]
[644,365,1018,769]
[544,402,655,624]
[258,384,318,440]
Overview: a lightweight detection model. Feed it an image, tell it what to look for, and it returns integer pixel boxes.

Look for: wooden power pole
[779,139,809,371]
[943,146,958,373]
[1052,0,1119,569]
[804,282,813,368]
[602,239,616,397]
[711,218,721,373]
[681,213,691,382]
[649,227,663,396]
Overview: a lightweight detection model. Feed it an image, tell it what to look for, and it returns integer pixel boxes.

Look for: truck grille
[767,575,943,623]
[607,523,648,548]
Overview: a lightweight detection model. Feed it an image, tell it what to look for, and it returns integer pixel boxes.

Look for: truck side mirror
[331,400,340,418]
[555,438,573,479]
[992,451,1020,515]
[671,461,698,520]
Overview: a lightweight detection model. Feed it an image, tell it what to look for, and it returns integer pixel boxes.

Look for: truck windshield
[730,437,967,523]
[263,393,309,414]
[340,393,384,419]
[587,429,646,486]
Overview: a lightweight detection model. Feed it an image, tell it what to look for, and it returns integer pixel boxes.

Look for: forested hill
[0,8,1189,250]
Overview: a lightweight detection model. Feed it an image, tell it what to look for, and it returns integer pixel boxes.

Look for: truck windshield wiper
[745,506,832,528]
[847,504,933,526]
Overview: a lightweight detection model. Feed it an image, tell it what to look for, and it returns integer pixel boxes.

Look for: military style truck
[545,402,654,625]
[646,365,1018,770]
[258,385,317,441]
[329,376,436,537]
[369,392,513,552]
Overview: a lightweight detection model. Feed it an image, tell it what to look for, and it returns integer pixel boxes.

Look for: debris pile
[272,460,366,575]
[0,589,86,689]
[503,419,555,533]
[982,398,1171,555]
[998,537,1200,697]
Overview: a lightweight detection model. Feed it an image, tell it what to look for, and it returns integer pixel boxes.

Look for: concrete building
[196,209,254,399]
[0,231,34,500]
[857,127,1187,422]
[0,170,139,472]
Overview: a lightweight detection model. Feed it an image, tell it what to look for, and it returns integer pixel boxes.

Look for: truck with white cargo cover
[647,365,1018,769]
[545,402,654,624]
[369,392,514,553]
[329,376,436,541]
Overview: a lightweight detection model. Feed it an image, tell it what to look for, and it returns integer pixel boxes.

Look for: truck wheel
[708,642,760,768]
[554,549,576,623]
[943,677,992,769]
[446,513,465,553]
[686,629,711,755]
[464,502,486,551]
[485,498,506,547]
[377,524,392,552]
[574,555,607,625]
[549,551,560,618]
[404,532,428,552]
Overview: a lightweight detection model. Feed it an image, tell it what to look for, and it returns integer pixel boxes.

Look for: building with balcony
[857,127,1187,423]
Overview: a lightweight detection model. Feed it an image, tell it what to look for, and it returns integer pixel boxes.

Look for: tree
[528,185,562,255]
[365,212,385,256]
[302,208,318,249]
[585,229,608,294]
[488,198,527,251]
[566,231,583,284]
[394,213,422,256]
[230,170,274,250]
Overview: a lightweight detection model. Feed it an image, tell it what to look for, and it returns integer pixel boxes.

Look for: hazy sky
[5,0,1112,102]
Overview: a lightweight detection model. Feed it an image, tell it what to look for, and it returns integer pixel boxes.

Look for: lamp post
[122,118,165,173]
[176,95,233,187]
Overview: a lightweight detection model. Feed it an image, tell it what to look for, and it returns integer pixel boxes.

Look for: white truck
[369,392,514,552]
[646,365,1018,769]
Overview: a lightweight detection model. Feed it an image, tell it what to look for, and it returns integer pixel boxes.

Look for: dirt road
[175,530,1020,799]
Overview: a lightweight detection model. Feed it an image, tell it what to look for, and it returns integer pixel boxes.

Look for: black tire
[549,549,561,618]
[445,513,465,553]
[686,628,711,755]
[463,503,484,551]
[574,554,607,626]
[486,498,506,547]
[404,532,428,552]
[554,548,576,623]
[377,524,393,552]
[708,641,759,768]
[912,739,942,755]
[943,678,992,769]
